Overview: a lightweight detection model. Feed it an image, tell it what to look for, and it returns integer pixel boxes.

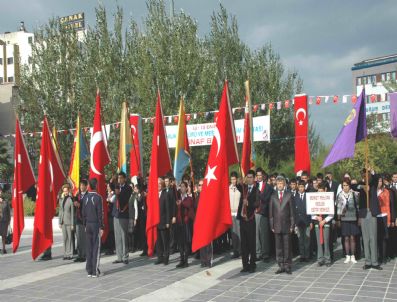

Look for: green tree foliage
[18,0,304,179]
[0,138,13,182]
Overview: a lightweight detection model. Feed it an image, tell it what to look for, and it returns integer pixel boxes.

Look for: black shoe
[299,258,305,262]
[249,267,256,273]
[63,257,68,260]
[123,260,129,265]
[81,258,86,262]
[275,268,285,274]
[140,252,147,257]
[372,265,383,270]
[285,268,292,274]
[2,249,7,254]
[40,255,52,261]
[240,267,250,273]
[325,263,332,267]
[154,259,163,265]
[176,261,185,268]
[317,262,324,267]
[74,258,81,262]
[112,260,123,264]
[164,258,169,265]
[363,264,371,270]
[183,262,189,268]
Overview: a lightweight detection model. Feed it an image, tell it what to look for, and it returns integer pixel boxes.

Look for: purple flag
[322,89,367,168]
[390,92,397,138]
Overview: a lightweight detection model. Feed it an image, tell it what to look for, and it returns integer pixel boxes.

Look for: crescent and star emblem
[131,125,137,137]
[90,131,103,175]
[48,160,54,192]
[295,108,306,126]
[204,126,222,186]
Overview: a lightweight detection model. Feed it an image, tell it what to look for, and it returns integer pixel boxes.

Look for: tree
[18,0,305,179]
[0,138,13,182]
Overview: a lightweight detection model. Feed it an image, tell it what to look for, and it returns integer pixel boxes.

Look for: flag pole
[365,136,370,209]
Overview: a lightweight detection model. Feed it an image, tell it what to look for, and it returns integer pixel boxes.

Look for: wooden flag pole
[365,136,370,209]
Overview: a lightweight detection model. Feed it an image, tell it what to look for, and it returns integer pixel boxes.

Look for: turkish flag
[146,91,172,256]
[129,114,143,177]
[12,118,36,253]
[32,117,65,259]
[294,94,311,174]
[192,81,239,252]
[89,91,111,242]
[241,80,254,177]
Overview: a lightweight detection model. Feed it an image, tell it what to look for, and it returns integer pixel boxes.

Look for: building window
[0,77,3,84]
[7,76,14,82]
[357,77,362,86]
[28,36,33,44]
[392,71,396,81]
[386,72,391,81]
[0,58,2,65]
[371,75,376,84]
[7,57,13,65]
[381,73,386,81]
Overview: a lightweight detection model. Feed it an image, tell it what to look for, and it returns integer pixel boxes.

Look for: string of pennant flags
[1,92,388,138]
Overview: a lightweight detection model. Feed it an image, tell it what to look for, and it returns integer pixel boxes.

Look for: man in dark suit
[112,172,132,265]
[237,170,260,273]
[325,172,339,197]
[270,175,295,274]
[294,180,312,262]
[155,177,172,265]
[255,168,274,262]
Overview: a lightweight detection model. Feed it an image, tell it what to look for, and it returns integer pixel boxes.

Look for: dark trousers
[240,219,256,269]
[85,223,100,275]
[138,217,147,253]
[157,228,170,261]
[176,224,189,262]
[275,233,292,269]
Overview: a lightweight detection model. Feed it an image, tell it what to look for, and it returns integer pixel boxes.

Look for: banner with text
[166,115,270,148]
[306,192,335,215]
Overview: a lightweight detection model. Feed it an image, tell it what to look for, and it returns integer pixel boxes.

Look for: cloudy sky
[1,0,396,144]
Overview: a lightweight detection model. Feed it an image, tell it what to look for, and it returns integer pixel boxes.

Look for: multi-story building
[352,53,397,127]
[0,21,33,87]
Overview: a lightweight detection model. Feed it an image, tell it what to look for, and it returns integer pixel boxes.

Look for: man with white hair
[269,175,295,274]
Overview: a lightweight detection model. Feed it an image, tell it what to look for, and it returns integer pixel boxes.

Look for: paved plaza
[1,233,397,302]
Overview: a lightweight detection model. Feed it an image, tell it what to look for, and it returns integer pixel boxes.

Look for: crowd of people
[1,167,396,278]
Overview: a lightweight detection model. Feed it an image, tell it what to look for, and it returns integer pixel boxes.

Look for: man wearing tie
[294,181,312,262]
[269,175,294,274]
[237,170,260,273]
[255,168,274,262]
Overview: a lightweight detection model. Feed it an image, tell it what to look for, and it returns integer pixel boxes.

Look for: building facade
[352,53,397,128]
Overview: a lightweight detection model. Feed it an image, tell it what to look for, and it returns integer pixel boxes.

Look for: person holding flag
[146,91,172,259]
[32,117,66,260]
[192,81,239,258]
[12,117,36,253]
[89,90,111,243]
[68,113,89,262]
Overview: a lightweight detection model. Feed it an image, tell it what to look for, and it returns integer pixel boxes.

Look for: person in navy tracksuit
[82,178,104,277]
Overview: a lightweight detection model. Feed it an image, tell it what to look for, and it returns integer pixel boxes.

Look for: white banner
[306,192,335,215]
[166,115,270,148]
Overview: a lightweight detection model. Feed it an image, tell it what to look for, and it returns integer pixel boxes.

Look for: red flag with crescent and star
[192,81,239,252]
[12,117,36,253]
[146,90,172,256]
[32,117,65,260]
[294,94,311,174]
[89,90,111,242]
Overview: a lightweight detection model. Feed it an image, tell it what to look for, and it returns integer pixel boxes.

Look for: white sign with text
[306,192,334,215]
